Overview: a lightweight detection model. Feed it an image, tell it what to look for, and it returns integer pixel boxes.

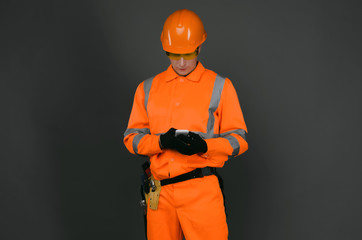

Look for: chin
[177,69,189,75]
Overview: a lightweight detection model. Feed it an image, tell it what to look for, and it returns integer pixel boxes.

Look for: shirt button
[170,158,174,162]
[180,78,184,83]
[175,102,180,106]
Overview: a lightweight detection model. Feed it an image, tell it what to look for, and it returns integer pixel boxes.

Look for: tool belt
[160,167,216,186]
[141,163,216,210]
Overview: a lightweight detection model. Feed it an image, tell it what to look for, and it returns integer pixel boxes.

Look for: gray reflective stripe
[124,128,150,137]
[206,75,226,138]
[220,129,247,142]
[194,131,218,139]
[124,128,150,156]
[143,77,154,114]
[133,133,147,154]
[224,135,240,158]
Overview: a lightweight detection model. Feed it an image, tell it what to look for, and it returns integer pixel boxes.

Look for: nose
[179,57,185,66]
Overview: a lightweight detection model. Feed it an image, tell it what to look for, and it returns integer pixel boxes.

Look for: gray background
[1,0,362,239]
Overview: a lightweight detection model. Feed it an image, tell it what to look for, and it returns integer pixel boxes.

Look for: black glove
[159,128,190,152]
[176,132,208,155]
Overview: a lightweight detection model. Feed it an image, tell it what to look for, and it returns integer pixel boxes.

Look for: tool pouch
[148,175,161,210]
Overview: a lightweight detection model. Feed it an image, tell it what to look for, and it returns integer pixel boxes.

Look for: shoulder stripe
[143,76,154,114]
[206,75,226,138]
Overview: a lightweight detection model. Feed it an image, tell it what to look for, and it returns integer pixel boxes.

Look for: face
[168,47,201,76]
[170,57,198,76]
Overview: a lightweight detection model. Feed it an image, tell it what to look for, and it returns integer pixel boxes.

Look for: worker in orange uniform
[124,9,248,240]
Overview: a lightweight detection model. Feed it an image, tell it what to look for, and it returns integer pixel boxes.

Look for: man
[124,9,248,240]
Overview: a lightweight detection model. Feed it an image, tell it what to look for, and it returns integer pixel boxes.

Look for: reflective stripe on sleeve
[195,131,217,139]
[133,133,147,155]
[124,128,151,137]
[143,76,154,114]
[206,75,226,138]
[223,135,240,159]
[220,129,247,142]
[124,128,151,155]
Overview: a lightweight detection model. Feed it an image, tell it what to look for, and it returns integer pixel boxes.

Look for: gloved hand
[159,128,190,152]
[176,132,208,155]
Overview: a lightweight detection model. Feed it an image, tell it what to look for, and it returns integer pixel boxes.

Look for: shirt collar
[164,62,206,82]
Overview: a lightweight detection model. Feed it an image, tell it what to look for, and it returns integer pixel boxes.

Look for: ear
[198,45,202,54]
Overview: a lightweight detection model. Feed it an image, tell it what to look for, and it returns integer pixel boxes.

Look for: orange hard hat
[160,9,207,54]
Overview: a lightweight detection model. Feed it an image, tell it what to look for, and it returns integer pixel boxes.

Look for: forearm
[124,130,162,157]
[202,132,248,164]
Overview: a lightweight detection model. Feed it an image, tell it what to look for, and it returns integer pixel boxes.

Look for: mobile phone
[175,129,189,136]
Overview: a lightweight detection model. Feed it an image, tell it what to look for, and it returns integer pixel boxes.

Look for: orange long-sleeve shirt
[124,62,248,180]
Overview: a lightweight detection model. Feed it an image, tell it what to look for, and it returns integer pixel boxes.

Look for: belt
[160,167,216,186]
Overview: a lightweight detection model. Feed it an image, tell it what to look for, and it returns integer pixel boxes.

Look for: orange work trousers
[147,175,228,240]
